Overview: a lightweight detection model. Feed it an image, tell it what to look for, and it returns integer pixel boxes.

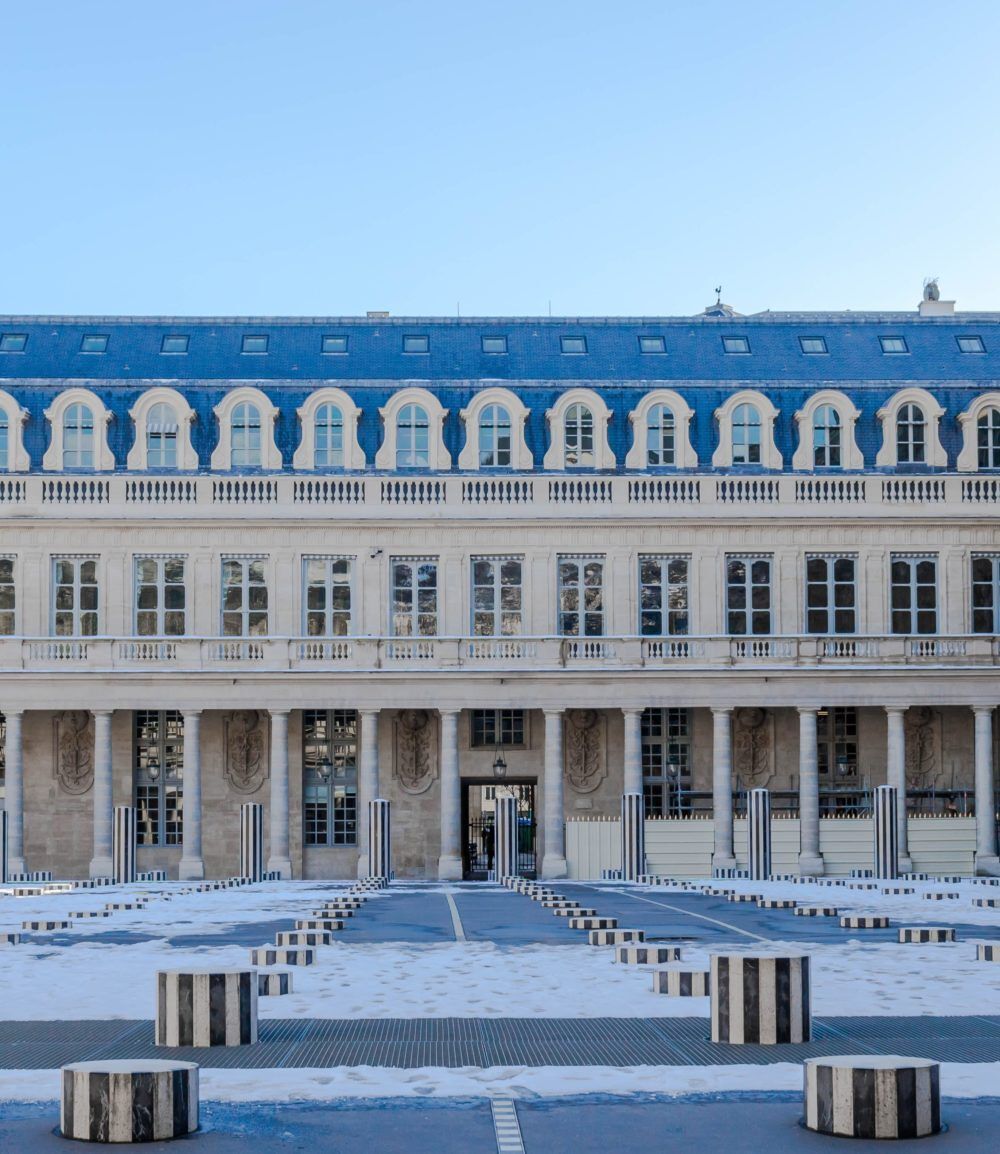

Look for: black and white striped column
[747,788,771,881]
[0,809,7,885]
[240,803,264,884]
[620,791,644,882]
[495,794,518,881]
[113,806,137,886]
[368,798,391,880]
[874,784,899,880]
[710,953,811,1044]
[61,1060,199,1142]
[155,969,257,1047]
[804,1055,941,1139]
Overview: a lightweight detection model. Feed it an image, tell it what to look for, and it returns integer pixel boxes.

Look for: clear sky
[2,0,998,317]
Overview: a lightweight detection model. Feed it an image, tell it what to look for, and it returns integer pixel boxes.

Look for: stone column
[357,709,380,878]
[885,706,912,870]
[178,710,204,880]
[437,709,462,879]
[4,710,24,874]
[541,709,568,878]
[622,707,643,795]
[711,707,736,870]
[89,710,114,878]
[267,709,292,878]
[973,706,1000,875]
[797,707,824,875]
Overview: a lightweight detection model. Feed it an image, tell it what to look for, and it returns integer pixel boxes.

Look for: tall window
[314,404,344,467]
[303,557,352,636]
[813,405,841,468]
[896,404,926,464]
[0,411,8,471]
[471,556,522,636]
[63,403,95,468]
[977,409,1000,470]
[396,404,429,468]
[726,555,771,635]
[971,554,1000,633]
[564,404,594,467]
[303,709,358,846]
[890,555,937,635]
[135,556,186,636]
[731,404,761,464]
[646,404,675,466]
[0,558,14,635]
[134,711,184,846]
[805,555,856,634]
[478,404,512,468]
[642,707,691,817]
[558,556,604,636]
[471,709,526,748]
[146,402,178,469]
[53,557,98,636]
[638,555,689,636]
[817,707,858,782]
[391,558,437,636]
[221,558,268,636]
[231,402,262,468]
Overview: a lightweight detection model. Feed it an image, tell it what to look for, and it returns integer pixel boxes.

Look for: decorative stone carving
[733,707,774,788]
[394,709,434,794]
[905,706,940,789]
[224,710,267,794]
[54,711,93,795]
[565,709,606,793]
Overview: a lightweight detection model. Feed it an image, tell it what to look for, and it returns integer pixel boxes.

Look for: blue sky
[1,1,998,317]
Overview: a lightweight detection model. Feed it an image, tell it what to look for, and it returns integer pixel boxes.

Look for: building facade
[0,294,998,879]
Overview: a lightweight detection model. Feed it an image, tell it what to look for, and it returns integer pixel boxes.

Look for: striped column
[495,794,518,880]
[747,788,771,881]
[61,1060,199,1143]
[89,710,114,878]
[0,810,7,885]
[155,969,257,1047]
[711,707,736,870]
[710,953,811,1044]
[240,803,264,883]
[874,785,899,880]
[804,1055,941,1139]
[4,710,23,875]
[620,792,644,882]
[112,806,137,885]
[267,710,292,878]
[368,798,391,880]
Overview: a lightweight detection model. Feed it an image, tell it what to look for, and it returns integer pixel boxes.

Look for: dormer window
[731,403,761,463]
[481,336,507,353]
[80,334,109,353]
[321,336,348,353]
[63,403,95,468]
[241,335,268,354]
[879,336,908,354]
[564,403,594,466]
[160,335,189,354]
[560,336,587,354]
[799,336,828,354]
[403,335,429,353]
[722,336,750,354]
[957,336,986,354]
[639,336,666,354]
[0,334,27,352]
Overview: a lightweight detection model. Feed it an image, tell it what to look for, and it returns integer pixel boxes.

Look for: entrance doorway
[462,780,537,879]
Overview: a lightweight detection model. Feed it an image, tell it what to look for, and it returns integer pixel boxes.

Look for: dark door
[462,780,537,879]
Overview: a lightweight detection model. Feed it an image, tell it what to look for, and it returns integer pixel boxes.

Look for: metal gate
[463,782,536,879]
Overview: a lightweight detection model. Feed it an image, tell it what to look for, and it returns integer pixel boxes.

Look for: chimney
[918,279,955,316]
[366,310,390,319]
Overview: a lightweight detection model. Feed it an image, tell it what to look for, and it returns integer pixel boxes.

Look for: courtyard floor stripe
[599,888,772,942]
[491,1098,525,1154]
[445,892,467,941]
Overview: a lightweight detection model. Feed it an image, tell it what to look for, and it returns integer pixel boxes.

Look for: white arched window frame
[712,390,782,469]
[957,392,1000,472]
[543,388,615,471]
[210,387,282,471]
[458,387,532,470]
[374,386,451,471]
[43,387,115,471]
[875,387,946,467]
[127,386,198,471]
[0,389,30,472]
[292,387,365,470]
[625,389,697,469]
[791,389,863,471]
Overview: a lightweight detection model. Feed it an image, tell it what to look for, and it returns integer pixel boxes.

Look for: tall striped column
[368,798,391,880]
[0,809,7,885]
[240,803,264,882]
[747,788,771,881]
[112,806,136,885]
[620,792,644,881]
[4,710,24,875]
[874,784,899,880]
[495,794,518,880]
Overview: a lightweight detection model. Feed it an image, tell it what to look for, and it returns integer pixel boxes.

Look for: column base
[266,858,293,880]
[178,858,205,881]
[975,854,1000,877]
[7,857,25,876]
[89,856,114,879]
[798,852,825,876]
[898,853,913,873]
[437,854,463,881]
[357,854,369,880]
[540,854,568,880]
[712,852,737,871]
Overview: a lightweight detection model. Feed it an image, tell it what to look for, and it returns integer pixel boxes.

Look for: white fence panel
[907,817,976,876]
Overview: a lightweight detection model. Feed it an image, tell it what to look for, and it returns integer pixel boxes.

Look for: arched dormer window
[458,387,532,471]
[646,404,675,465]
[210,387,281,471]
[396,404,429,468]
[791,390,863,471]
[0,412,7,471]
[374,386,451,471]
[543,388,615,471]
[876,388,946,467]
[0,389,29,472]
[314,403,343,467]
[712,390,782,469]
[146,402,178,469]
[128,387,198,471]
[293,387,364,470]
[625,389,697,469]
[478,404,512,467]
[232,402,261,468]
[978,409,1000,470]
[957,393,1000,472]
[43,387,114,471]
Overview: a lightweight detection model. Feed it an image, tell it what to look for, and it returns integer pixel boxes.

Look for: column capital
[710,706,733,717]
[972,705,995,717]
[884,705,908,717]
[621,707,643,717]
[358,707,380,717]
[543,708,564,718]
[91,709,114,719]
[180,708,202,719]
[796,705,822,716]
[3,708,24,719]
[437,708,461,719]
[269,708,290,719]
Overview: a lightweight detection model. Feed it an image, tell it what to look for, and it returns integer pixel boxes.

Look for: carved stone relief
[53,710,93,795]
[905,706,942,789]
[565,708,607,793]
[394,709,435,794]
[733,707,775,788]
[224,709,268,794]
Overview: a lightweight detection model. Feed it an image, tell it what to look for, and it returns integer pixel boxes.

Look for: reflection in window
[564,404,594,467]
[303,556,352,637]
[146,402,178,469]
[478,404,512,468]
[897,404,926,464]
[303,709,358,846]
[134,710,184,846]
[221,557,268,636]
[391,558,437,636]
[971,554,1000,634]
[731,404,761,464]
[813,404,841,467]
[642,707,691,817]
[558,556,604,636]
[0,557,14,634]
[135,556,186,636]
[646,404,675,466]
[638,555,688,636]
[726,555,771,635]
[53,557,99,636]
[0,411,8,471]
[472,556,522,636]
[977,409,1000,470]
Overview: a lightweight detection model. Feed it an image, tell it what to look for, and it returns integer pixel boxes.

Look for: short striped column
[258,970,293,996]
[874,785,898,880]
[368,798,391,880]
[804,1055,940,1139]
[710,953,811,1044]
[155,970,257,1047]
[0,810,7,885]
[61,1060,199,1142]
[494,794,518,880]
[240,803,264,884]
[898,927,955,943]
[747,788,771,881]
[977,944,999,962]
[653,967,710,997]
[620,791,644,882]
[113,806,137,886]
